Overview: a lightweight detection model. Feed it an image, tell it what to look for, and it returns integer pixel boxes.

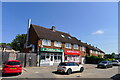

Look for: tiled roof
[31,24,83,46]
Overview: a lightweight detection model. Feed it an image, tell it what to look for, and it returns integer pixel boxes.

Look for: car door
[73,63,79,71]
[108,61,111,67]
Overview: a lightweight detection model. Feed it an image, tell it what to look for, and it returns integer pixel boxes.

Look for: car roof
[61,62,75,63]
[102,61,109,62]
[7,60,20,62]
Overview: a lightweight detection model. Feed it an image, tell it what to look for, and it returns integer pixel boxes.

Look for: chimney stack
[52,26,56,32]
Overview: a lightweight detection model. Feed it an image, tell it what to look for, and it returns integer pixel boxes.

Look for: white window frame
[54,41,62,47]
[90,50,93,53]
[65,43,71,49]
[81,46,85,51]
[42,39,51,46]
[74,44,78,49]
[96,51,98,54]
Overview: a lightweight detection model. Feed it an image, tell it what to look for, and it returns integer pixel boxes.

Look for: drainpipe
[62,52,64,62]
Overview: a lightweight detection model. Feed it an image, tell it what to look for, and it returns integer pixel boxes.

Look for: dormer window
[68,36,72,39]
[61,35,65,38]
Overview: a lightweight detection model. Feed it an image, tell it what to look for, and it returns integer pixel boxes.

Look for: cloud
[92,30,104,35]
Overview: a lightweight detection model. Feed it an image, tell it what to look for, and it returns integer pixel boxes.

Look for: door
[81,57,85,64]
[50,54,54,65]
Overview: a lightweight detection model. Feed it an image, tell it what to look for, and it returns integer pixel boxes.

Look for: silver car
[112,60,120,66]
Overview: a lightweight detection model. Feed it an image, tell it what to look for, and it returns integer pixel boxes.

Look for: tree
[111,52,115,58]
[11,34,26,52]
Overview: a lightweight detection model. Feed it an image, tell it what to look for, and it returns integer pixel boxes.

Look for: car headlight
[104,64,107,66]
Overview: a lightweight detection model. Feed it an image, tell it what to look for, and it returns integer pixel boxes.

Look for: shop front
[38,48,64,66]
[64,50,80,63]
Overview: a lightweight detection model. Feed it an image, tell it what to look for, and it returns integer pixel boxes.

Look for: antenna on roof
[26,19,32,48]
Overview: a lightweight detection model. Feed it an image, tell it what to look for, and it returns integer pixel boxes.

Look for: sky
[2,2,118,54]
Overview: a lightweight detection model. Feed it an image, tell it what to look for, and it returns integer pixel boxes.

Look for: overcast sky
[2,2,118,54]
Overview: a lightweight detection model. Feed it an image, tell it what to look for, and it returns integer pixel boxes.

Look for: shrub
[86,55,104,64]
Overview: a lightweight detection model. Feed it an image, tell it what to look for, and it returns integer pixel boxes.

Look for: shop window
[74,44,78,49]
[65,43,71,49]
[65,56,67,61]
[42,39,51,46]
[58,56,61,60]
[54,56,57,60]
[41,54,45,60]
[46,54,49,58]
[54,41,62,47]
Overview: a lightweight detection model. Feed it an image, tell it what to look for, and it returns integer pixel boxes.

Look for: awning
[64,50,80,55]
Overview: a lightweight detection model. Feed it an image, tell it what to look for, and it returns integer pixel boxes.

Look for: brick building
[25,23,105,66]
[26,24,87,66]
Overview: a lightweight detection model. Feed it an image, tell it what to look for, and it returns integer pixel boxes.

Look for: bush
[86,55,104,64]
[103,58,116,62]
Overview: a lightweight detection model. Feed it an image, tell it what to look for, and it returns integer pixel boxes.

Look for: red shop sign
[64,50,80,55]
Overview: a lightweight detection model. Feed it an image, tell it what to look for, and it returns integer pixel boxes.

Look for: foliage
[86,55,104,64]
[11,34,26,52]
[103,58,115,62]
[98,54,102,58]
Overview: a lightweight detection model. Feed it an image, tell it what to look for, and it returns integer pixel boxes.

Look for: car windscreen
[101,61,107,63]
[59,62,75,66]
[59,63,68,66]
[6,62,20,65]
[112,61,118,62]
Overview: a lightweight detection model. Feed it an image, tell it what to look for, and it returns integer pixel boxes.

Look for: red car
[2,60,22,74]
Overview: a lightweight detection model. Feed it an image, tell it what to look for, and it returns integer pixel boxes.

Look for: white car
[112,60,120,66]
[57,62,84,75]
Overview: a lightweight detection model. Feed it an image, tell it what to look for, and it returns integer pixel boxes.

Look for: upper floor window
[42,39,51,46]
[96,51,98,54]
[65,43,71,49]
[90,50,93,53]
[54,41,62,47]
[74,44,78,49]
[81,46,85,51]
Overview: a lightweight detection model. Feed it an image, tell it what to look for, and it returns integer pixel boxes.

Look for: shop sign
[64,50,80,55]
[40,48,63,52]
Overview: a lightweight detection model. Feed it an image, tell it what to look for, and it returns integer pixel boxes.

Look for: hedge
[86,55,116,64]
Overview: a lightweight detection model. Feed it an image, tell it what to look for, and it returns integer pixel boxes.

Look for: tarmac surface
[1,64,120,79]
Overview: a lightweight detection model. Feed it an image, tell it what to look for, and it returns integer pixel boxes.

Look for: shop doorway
[40,53,62,66]
[50,54,54,65]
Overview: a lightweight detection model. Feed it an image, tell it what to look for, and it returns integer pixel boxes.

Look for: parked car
[97,61,112,68]
[57,62,84,75]
[112,60,120,66]
[2,60,22,74]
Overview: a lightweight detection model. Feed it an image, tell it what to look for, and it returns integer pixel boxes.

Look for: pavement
[1,64,120,79]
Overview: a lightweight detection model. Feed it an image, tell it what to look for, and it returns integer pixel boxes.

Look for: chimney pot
[52,26,56,31]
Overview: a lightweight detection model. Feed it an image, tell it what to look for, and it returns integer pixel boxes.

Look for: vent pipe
[26,19,31,48]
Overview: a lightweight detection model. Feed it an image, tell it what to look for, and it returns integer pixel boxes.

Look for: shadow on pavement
[52,71,66,75]
[111,74,120,80]
[52,71,81,76]
[2,73,21,77]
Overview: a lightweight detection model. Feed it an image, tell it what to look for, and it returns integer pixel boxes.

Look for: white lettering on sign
[66,50,79,53]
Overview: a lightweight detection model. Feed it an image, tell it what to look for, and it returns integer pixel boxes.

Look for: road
[1,64,120,79]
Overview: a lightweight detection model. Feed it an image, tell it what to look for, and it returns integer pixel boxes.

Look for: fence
[2,52,37,67]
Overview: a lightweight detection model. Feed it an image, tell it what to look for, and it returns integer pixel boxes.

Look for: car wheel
[105,66,107,69]
[80,67,84,72]
[67,69,72,75]
[111,65,113,68]
[97,65,99,68]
